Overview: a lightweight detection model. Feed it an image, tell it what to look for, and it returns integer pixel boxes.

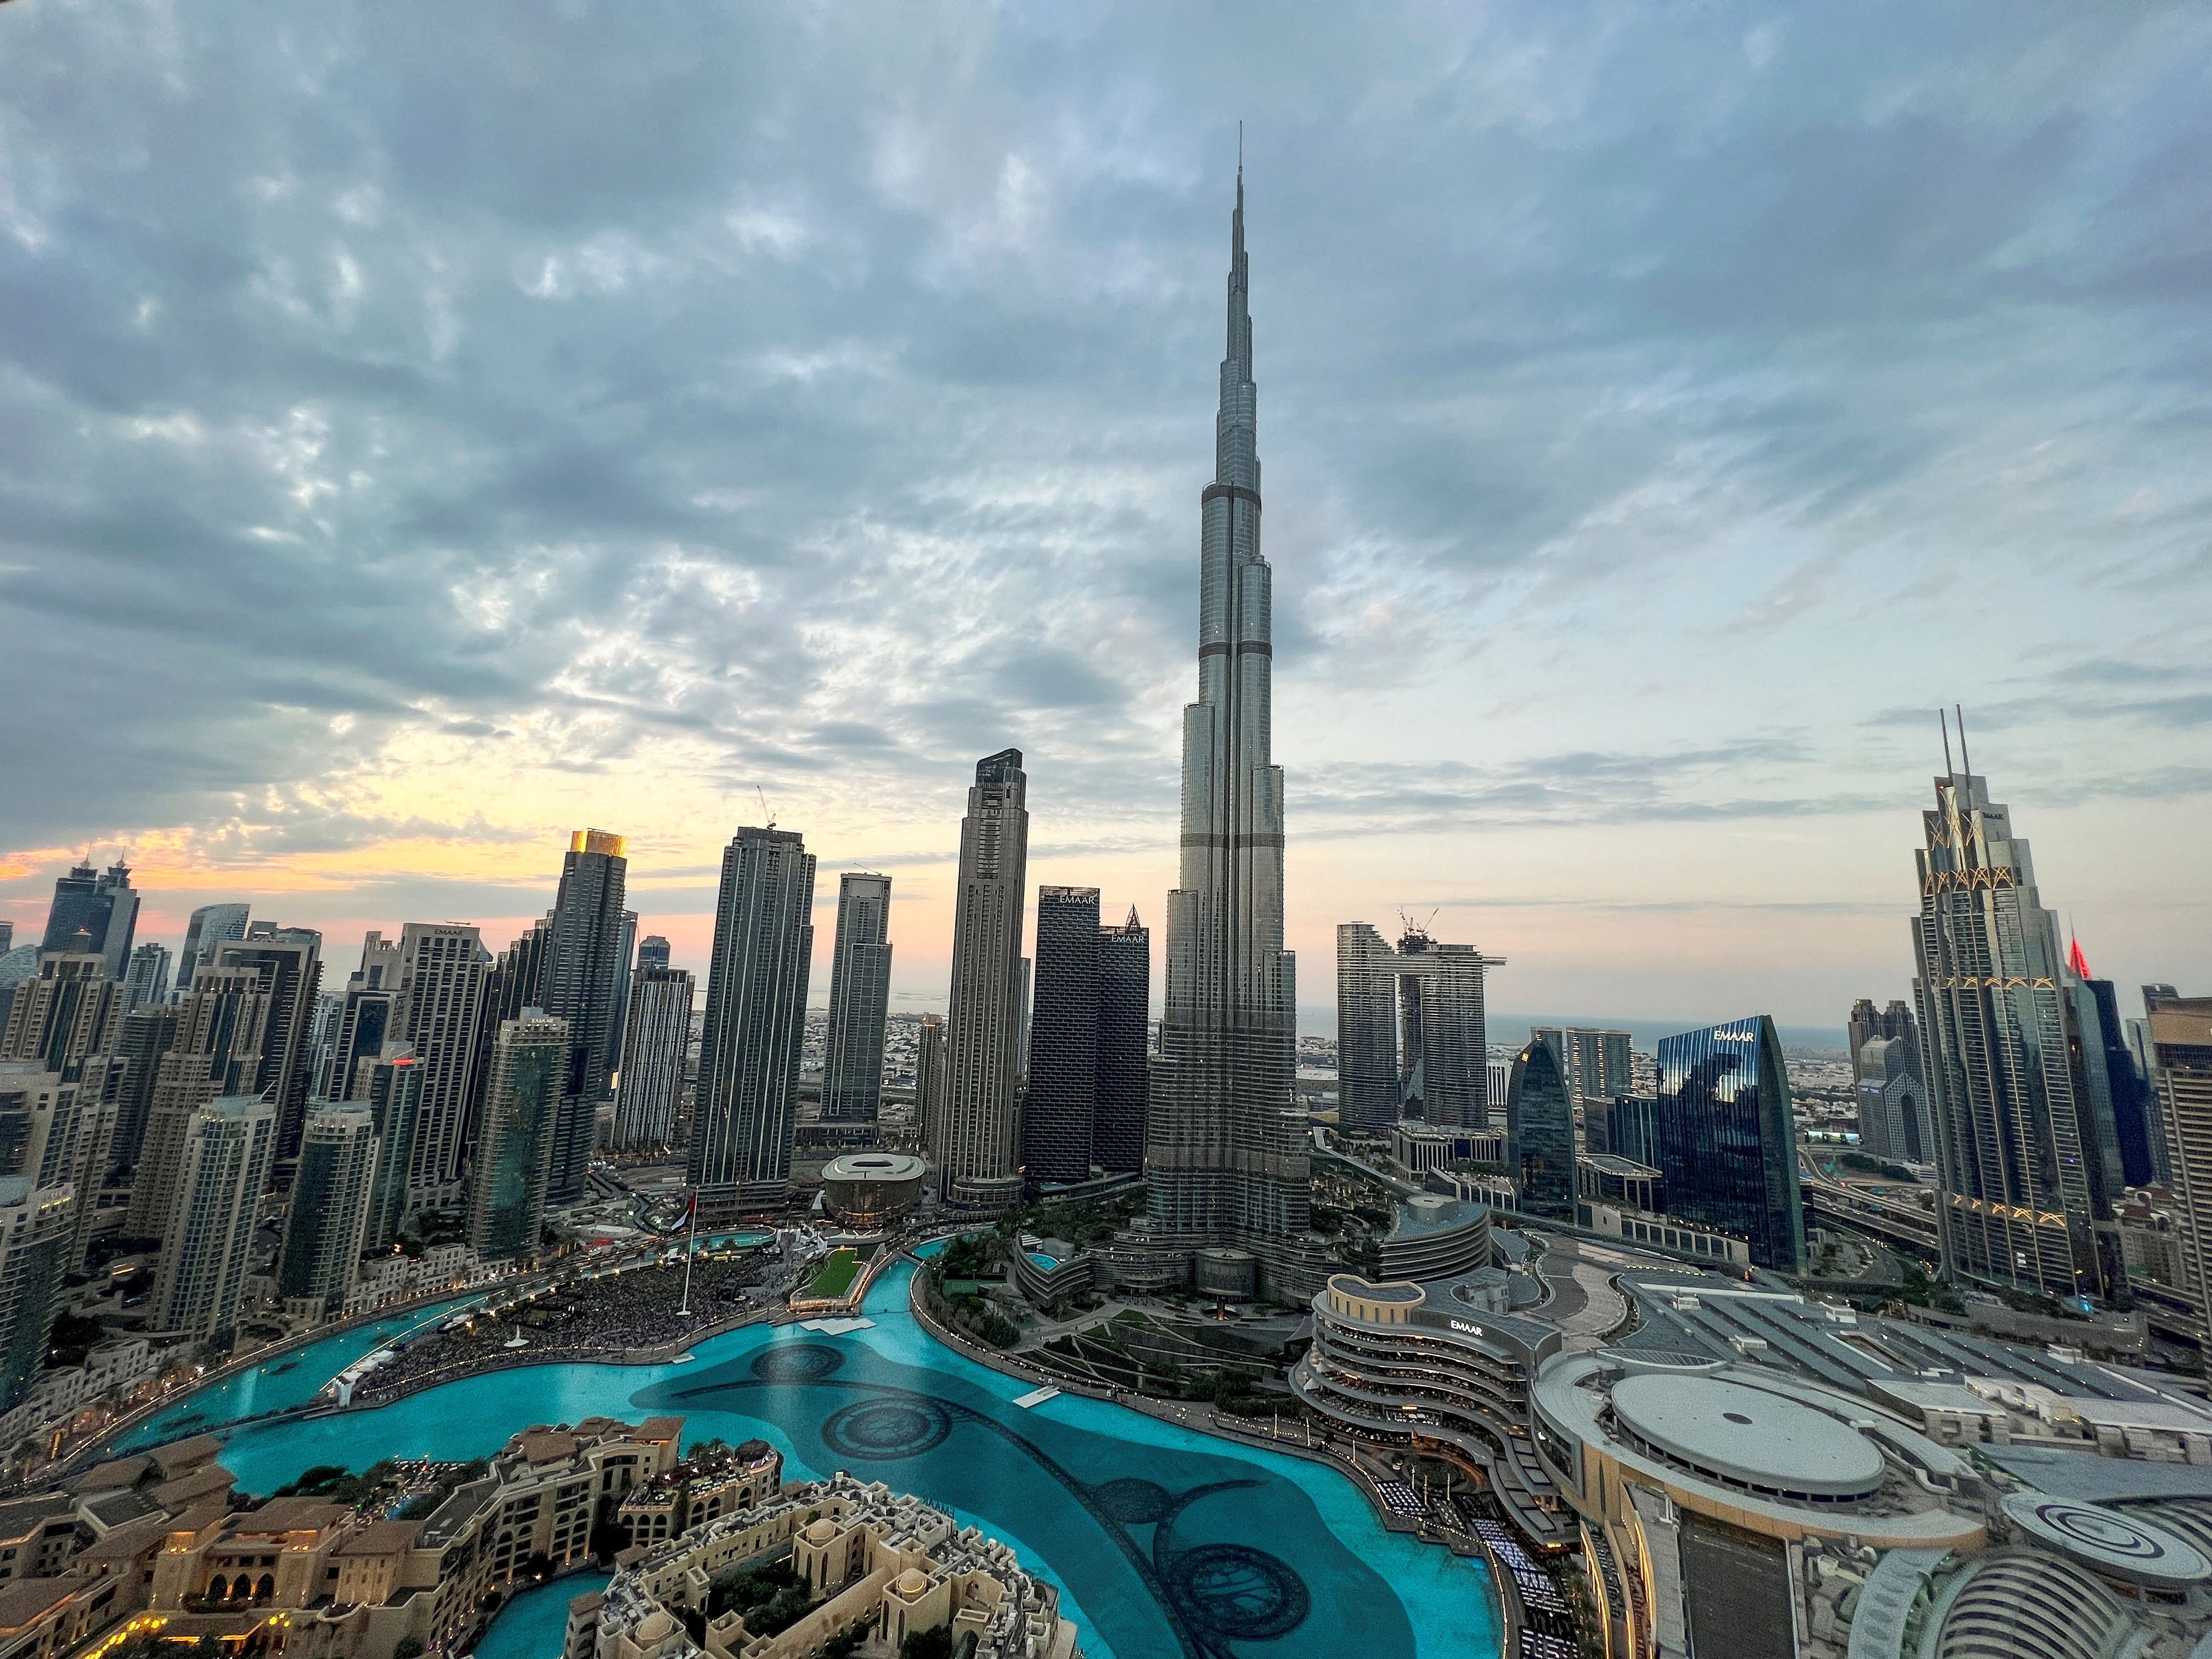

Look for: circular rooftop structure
[1610,1374,1886,1499]
[2001,1494,2212,1592]
[820,1153,927,1226]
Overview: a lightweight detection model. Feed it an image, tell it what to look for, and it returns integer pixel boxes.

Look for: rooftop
[1609,1373,1886,1498]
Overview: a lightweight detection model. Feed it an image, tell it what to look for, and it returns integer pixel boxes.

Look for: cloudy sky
[3,1,2208,1033]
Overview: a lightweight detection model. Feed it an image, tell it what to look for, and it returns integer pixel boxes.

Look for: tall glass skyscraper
[1096,907,1150,1175]
[39,862,138,980]
[1022,886,1102,1187]
[467,1012,567,1263]
[1506,1039,1575,1222]
[822,873,894,1124]
[542,830,629,1204]
[691,826,815,1210]
[1654,1017,1804,1273]
[279,1102,380,1317]
[1912,742,2120,1300]
[934,752,1029,1209]
[1148,172,1321,1295]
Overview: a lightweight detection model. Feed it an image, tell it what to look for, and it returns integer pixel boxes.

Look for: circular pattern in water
[749,1343,845,1383]
[820,1397,953,1460]
[1169,1543,1312,1641]
[1093,1476,1173,1526]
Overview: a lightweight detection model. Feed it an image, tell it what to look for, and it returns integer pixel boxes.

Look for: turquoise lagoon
[119,1257,1500,1659]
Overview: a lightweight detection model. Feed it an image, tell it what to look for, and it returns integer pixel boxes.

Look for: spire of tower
[2067,935,2093,981]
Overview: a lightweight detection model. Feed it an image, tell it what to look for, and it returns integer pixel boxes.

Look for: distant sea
[1299,1008,1848,1055]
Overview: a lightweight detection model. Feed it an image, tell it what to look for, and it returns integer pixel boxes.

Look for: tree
[900,1629,955,1659]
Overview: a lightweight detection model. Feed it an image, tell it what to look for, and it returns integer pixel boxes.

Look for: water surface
[131,1257,1499,1659]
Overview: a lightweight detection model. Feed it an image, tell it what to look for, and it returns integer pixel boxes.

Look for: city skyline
[5,7,2211,1028]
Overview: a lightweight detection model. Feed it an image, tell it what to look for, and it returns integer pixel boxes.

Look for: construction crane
[754,785,775,830]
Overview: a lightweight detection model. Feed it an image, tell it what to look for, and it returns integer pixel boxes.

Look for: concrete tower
[154,1094,278,1339]
[933,752,1029,1210]
[822,873,894,1125]
[614,965,693,1150]
[392,923,488,1209]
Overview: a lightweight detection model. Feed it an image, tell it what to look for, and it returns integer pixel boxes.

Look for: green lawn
[806,1248,861,1299]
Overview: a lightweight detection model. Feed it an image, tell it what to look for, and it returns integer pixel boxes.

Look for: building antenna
[1955,704,1972,780]
[1939,708,1953,778]
[754,784,775,831]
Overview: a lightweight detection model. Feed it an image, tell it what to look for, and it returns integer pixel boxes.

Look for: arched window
[207,1575,228,1602]
[256,1573,276,1603]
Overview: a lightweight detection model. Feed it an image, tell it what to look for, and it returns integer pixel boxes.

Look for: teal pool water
[474,1571,610,1659]
[115,1294,483,1452]
[126,1256,1500,1659]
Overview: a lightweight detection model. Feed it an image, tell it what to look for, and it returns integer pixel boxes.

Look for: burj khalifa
[1144,170,1321,1297]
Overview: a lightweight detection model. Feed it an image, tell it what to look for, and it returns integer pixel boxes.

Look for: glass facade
[1655,1017,1804,1273]
[1507,1039,1575,1222]
[1022,887,1101,1186]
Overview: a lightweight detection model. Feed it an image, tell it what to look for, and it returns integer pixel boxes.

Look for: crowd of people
[355,1254,786,1402]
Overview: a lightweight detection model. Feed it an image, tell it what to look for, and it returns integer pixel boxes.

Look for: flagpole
[677,1188,699,1317]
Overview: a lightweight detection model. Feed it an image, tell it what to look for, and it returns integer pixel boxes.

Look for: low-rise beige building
[573,1472,1079,1659]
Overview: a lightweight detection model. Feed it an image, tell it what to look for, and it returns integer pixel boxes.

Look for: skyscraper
[109,1001,181,1167]
[125,966,272,1242]
[324,930,404,1099]
[1856,1037,1929,1166]
[2147,998,2212,1339]
[0,949,120,1078]
[39,862,138,980]
[2069,939,2163,1190]
[1563,1030,1634,1111]
[614,966,693,1150]
[915,1014,947,1153]
[177,903,250,980]
[1335,923,1502,1133]
[1912,735,2120,1300]
[0,1177,74,1413]
[690,827,815,1211]
[279,1102,380,1319]
[822,873,894,1125]
[1847,997,1920,1090]
[1096,907,1151,1175]
[1146,174,1322,1296]
[467,1012,568,1264]
[541,830,630,1205]
[154,1094,278,1339]
[212,931,323,1165]
[636,934,672,973]
[1506,1039,1575,1222]
[392,922,488,1209]
[606,907,640,1079]
[122,943,172,1013]
[359,1049,425,1251]
[934,752,1029,1210]
[1022,887,1102,1187]
[1655,1017,1804,1273]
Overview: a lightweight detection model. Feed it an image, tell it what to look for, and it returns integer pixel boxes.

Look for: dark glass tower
[1506,1039,1575,1222]
[467,1012,566,1263]
[40,862,138,980]
[690,826,814,1210]
[542,830,629,1204]
[1023,887,1102,1187]
[822,873,894,1124]
[1654,1016,1804,1272]
[1096,907,1150,1175]
[2071,941,2159,1189]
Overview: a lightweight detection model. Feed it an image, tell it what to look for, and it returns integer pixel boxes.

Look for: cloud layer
[3,1,2209,1024]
